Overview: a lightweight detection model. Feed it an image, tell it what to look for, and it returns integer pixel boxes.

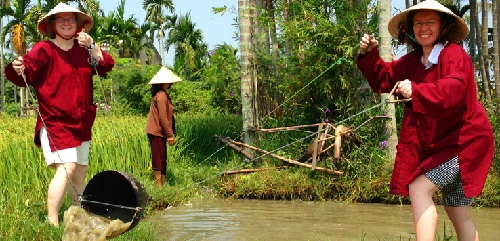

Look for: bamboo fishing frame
[216,116,390,176]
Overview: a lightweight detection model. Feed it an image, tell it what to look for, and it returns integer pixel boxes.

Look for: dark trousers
[147,134,167,175]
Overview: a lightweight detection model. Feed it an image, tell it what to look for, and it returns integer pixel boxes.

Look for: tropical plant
[165,12,208,80]
[143,0,174,65]
[99,0,142,58]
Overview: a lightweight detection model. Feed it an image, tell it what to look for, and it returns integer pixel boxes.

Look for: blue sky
[99,1,476,64]
[100,0,238,66]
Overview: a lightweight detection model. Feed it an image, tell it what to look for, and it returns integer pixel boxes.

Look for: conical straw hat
[38,2,93,37]
[388,0,468,44]
[148,67,182,84]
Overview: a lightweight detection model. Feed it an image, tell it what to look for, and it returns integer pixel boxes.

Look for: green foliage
[483,101,500,175]
[254,0,375,128]
[201,43,241,114]
[105,64,161,115]
[168,80,217,114]
[102,62,238,116]
[0,113,241,240]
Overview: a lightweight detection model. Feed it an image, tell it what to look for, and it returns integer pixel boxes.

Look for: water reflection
[154,199,500,241]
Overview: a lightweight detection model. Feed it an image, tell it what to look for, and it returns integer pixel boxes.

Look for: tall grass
[1,110,498,240]
[0,112,242,240]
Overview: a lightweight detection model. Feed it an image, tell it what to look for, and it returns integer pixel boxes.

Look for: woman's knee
[409,175,439,198]
[445,206,471,224]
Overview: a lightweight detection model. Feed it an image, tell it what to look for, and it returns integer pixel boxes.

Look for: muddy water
[154,199,500,241]
[62,206,131,241]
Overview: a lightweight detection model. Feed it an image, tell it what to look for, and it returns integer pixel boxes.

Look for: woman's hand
[12,56,24,76]
[396,79,412,98]
[77,31,94,49]
[360,34,378,54]
[167,137,175,146]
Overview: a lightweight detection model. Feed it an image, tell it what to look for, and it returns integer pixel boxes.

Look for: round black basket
[81,170,149,232]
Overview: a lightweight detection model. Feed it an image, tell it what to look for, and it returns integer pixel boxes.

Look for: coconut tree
[143,0,174,66]
[0,0,8,112]
[480,0,491,101]
[239,0,255,156]
[165,12,207,79]
[0,0,39,115]
[98,0,142,59]
[492,0,500,116]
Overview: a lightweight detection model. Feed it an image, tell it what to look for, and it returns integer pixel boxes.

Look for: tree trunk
[476,1,491,102]
[481,0,491,101]
[493,0,500,116]
[1,15,4,112]
[239,0,256,160]
[268,0,279,61]
[159,29,165,66]
[378,0,397,162]
[250,0,260,128]
[470,0,477,63]
[283,0,291,57]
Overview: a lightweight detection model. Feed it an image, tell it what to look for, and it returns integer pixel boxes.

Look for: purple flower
[382,113,386,116]
[324,118,329,123]
[380,140,387,149]
[209,50,214,56]
[230,90,235,96]
[325,108,331,113]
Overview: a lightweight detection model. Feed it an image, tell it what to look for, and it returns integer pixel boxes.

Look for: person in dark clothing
[145,67,182,187]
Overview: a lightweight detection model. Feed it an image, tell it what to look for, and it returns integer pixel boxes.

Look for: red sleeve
[356,46,409,95]
[411,44,470,119]
[95,49,114,75]
[4,41,52,87]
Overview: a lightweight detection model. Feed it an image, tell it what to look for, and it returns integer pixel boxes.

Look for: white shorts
[40,126,90,167]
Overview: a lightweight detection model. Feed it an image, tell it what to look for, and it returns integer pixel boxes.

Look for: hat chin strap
[46,20,91,40]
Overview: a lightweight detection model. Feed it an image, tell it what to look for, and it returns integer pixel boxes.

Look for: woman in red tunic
[4,3,114,226]
[356,1,493,240]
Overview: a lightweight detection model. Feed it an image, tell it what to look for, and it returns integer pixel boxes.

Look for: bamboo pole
[215,135,254,160]
[311,123,324,170]
[221,137,343,175]
[221,166,289,176]
[248,123,330,133]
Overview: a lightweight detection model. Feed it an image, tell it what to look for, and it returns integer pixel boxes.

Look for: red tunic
[5,39,115,151]
[356,44,494,198]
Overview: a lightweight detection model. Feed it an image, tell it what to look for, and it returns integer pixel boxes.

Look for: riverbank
[1,113,498,240]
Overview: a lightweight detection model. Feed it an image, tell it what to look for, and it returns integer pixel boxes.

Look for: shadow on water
[153,199,500,241]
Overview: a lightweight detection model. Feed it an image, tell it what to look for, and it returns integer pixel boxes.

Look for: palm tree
[143,0,174,65]
[0,0,9,112]
[69,0,101,37]
[99,0,142,59]
[239,0,255,156]
[492,0,500,116]
[0,0,38,115]
[165,12,207,79]
[480,0,491,101]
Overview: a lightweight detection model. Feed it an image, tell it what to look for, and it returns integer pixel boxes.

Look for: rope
[17,42,139,212]
[386,81,412,103]
[153,44,406,203]
[15,54,81,200]
[261,56,352,121]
